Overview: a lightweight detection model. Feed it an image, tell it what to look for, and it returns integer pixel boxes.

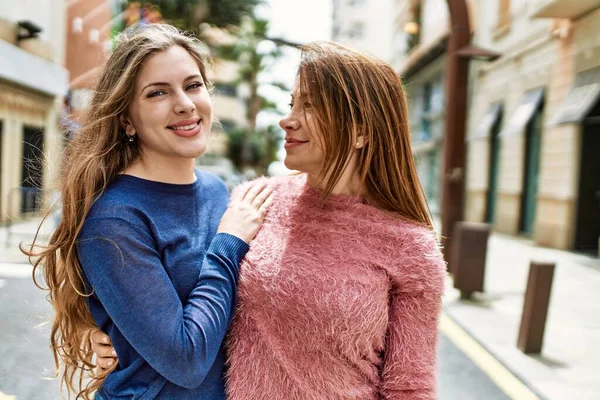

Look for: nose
[173,90,196,115]
[279,113,300,131]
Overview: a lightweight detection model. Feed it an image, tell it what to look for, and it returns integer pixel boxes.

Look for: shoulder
[378,220,447,293]
[83,185,156,239]
[84,200,150,237]
[196,169,228,197]
[230,173,303,201]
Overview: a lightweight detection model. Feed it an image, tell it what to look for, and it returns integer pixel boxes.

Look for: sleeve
[77,217,248,389]
[380,290,443,400]
[380,231,446,400]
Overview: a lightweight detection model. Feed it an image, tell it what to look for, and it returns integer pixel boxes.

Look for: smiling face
[124,45,212,166]
[279,78,326,175]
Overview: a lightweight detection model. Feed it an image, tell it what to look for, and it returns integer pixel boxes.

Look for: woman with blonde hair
[95,41,446,399]
[25,24,272,399]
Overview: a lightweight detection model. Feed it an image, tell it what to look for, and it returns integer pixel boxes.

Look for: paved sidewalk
[0,217,52,264]
[444,233,600,400]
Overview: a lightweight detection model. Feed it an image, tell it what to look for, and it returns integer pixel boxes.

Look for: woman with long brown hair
[24,24,272,399]
[94,41,446,399]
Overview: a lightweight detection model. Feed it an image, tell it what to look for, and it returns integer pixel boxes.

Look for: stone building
[0,0,68,220]
[465,0,600,253]
[332,0,396,63]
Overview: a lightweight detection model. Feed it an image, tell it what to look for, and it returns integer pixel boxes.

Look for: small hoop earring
[128,135,135,142]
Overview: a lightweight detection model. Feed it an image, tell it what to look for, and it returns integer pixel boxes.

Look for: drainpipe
[441,1,471,264]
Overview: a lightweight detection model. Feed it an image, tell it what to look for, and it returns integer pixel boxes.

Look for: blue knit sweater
[77,170,247,399]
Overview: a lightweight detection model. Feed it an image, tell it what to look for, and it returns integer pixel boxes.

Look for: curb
[441,311,548,400]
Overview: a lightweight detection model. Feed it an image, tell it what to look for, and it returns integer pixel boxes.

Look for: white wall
[420,0,449,45]
[0,0,66,65]
[332,0,396,62]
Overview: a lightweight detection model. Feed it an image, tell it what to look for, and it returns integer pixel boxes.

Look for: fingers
[251,186,273,209]
[90,329,118,372]
[96,354,118,371]
[258,194,274,215]
[91,329,110,345]
[97,344,117,359]
[90,331,113,356]
[240,181,267,203]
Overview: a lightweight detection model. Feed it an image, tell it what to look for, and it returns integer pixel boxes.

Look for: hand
[218,182,273,244]
[90,328,118,375]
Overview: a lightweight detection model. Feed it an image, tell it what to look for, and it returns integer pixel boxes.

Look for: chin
[182,143,208,159]
[283,156,298,171]
[285,158,314,174]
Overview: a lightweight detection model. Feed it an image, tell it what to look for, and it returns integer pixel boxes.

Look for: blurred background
[0,1,599,399]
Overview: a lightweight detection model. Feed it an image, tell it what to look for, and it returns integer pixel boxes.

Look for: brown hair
[297,41,433,229]
[22,24,211,399]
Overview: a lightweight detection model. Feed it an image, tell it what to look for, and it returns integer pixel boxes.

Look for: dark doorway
[21,126,45,213]
[574,101,600,254]
[520,105,544,235]
[485,107,503,224]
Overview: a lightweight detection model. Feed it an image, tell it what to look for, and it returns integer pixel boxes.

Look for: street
[0,261,511,400]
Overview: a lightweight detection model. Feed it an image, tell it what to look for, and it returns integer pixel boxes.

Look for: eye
[288,102,294,109]
[186,81,204,91]
[148,90,166,98]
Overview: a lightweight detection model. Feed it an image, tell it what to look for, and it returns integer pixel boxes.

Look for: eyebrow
[140,74,203,93]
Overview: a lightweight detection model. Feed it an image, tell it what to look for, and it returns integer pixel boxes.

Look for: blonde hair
[298,41,432,229]
[22,24,211,399]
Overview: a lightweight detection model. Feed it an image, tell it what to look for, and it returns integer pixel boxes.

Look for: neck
[125,154,197,184]
[306,159,362,196]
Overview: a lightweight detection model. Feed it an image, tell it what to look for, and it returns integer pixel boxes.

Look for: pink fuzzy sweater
[225,174,446,400]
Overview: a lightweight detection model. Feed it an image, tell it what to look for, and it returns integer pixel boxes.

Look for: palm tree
[125,0,261,31]
[207,15,289,169]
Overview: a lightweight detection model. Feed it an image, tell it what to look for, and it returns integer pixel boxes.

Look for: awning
[500,88,545,137]
[550,67,600,125]
[469,103,502,140]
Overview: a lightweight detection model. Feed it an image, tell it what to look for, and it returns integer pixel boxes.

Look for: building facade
[200,24,249,158]
[392,0,463,216]
[332,0,396,62]
[0,0,68,221]
[65,0,119,123]
[465,0,600,253]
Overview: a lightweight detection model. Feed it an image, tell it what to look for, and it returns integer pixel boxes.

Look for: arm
[380,289,443,400]
[78,220,247,389]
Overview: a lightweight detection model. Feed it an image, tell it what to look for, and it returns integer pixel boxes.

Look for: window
[214,83,237,97]
[219,119,236,132]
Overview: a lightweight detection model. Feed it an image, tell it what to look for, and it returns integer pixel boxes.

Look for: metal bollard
[517,261,555,354]
[450,221,490,299]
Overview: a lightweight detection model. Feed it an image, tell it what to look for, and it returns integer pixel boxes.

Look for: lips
[167,118,202,138]
[167,118,201,131]
[285,138,308,144]
[170,122,198,131]
[284,137,308,150]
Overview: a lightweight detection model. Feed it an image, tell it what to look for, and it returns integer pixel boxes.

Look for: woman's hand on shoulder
[218,181,273,244]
